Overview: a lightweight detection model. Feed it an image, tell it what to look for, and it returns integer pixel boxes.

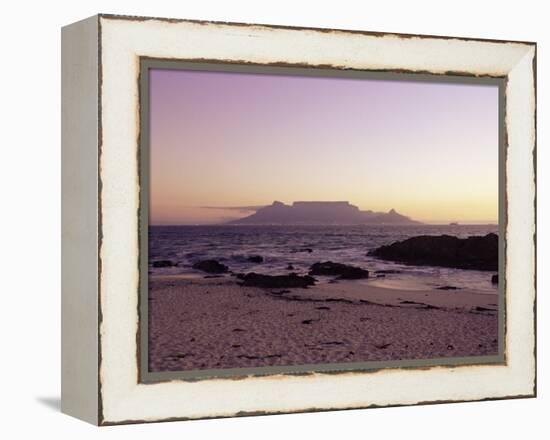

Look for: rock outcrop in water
[192,259,229,274]
[152,260,177,268]
[368,233,498,271]
[309,261,369,279]
[227,201,419,225]
[238,272,316,288]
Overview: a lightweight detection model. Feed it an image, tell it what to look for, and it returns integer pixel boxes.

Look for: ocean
[149,224,499,293]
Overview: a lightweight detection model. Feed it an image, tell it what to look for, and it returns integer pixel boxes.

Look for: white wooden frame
[61,14,536,425]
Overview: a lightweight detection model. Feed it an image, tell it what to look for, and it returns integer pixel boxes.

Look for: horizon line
[149,221,499,227]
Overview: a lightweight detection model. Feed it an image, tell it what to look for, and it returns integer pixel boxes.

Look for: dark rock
[247,255,264,263]
[491,274,498,284]
[474,306,495,312]
[309,261,369,279]
[328,298,354,304]
[270,289,290,295]
[399,300,438,310]
[286,264,295,270]
[421,304,438,310]
[436,286,460,290]
[152,260,177,268]
[291,248,313,253]
[374,269,402,274]
[239,272,316,288]
[192,259,229,274]
[368,233,498,271]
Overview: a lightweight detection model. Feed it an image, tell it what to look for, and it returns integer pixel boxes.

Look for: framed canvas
[61,14,536,425]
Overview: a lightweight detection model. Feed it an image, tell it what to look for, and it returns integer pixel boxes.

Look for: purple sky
[149,69,498,225]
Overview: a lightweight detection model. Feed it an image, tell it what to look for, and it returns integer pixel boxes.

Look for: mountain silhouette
[227,201,420,225]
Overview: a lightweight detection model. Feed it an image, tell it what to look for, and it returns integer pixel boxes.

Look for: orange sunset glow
[149,69,499,225]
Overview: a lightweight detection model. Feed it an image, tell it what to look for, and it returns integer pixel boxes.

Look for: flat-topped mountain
[227,201,420,225]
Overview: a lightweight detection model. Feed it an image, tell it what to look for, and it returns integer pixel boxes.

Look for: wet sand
[148,276,499,372]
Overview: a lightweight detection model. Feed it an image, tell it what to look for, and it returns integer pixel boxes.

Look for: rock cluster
[368,233,498,271]
[152,260,177,268]
[238,272,316,288]
[309,261,369,279]
[192,259,229,274]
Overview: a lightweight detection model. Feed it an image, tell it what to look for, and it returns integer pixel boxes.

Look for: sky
[149,68,499,225]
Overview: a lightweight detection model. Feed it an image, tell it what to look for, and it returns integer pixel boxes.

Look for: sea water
[149,224,499,293]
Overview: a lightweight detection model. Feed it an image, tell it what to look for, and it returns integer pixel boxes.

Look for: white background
[0,0,546,438]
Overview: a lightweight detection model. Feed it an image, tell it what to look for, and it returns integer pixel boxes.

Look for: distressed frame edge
[94,15,537,425]
[97,12,537,47]
[532,44,538,399]
[100,393,536,427]
[503,44,537,401]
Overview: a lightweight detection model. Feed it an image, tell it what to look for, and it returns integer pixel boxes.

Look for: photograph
[144,64,503,375]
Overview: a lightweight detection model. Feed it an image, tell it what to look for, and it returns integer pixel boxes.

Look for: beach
[148,275,499,372]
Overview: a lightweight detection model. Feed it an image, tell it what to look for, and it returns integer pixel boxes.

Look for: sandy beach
[148,275,498,372]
